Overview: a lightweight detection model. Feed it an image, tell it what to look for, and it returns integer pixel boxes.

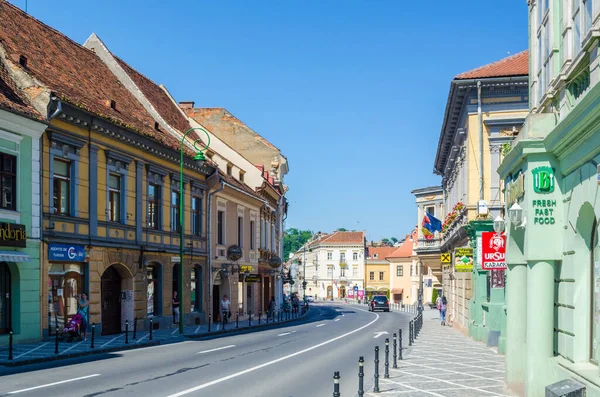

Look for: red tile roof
[455,51,528,80]
[319,231,365,244]
[0,58,42,120]
[386,230,418,259]
[0,1,194,155]
[367,246,397,260]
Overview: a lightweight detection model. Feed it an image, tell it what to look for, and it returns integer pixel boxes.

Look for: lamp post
[179,127,210,334]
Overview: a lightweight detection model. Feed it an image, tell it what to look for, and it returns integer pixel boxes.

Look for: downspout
[477,80,483,202]
[207,175,224,322]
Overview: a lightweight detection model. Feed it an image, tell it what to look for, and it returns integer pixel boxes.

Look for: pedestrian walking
[440,296,447,326]
[172,291,180,325]
[77,293,90,341]
[436,294,442,322]
[221,294,231,324]
[268,296,276,321]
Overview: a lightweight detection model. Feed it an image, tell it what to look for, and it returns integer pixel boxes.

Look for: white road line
[166,309,379,397]
[13,342,49,359]
[122,342,193,353]
[99,334,123,348]
[8,374,101,394]
[196,345,236,354]
[316,324,325,327]
[334,319,340,322]
[277,332,291,336]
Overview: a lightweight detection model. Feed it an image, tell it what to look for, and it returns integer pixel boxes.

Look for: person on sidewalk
[172,291,180,325]
[77,293,90,341]
[440,296,447,326]
[221,295,231,324]
[268,296,276,321]
[436,294,443,322]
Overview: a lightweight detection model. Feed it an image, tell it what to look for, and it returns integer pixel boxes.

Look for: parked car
[305,295,315,303]
[369,295,389,312]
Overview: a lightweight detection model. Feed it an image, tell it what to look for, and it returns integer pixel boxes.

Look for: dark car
[369,295,389,312]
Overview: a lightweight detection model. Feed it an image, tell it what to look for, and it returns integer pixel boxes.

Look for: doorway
[263,276,270,312]
[101,266,121,335]
[212,284,220,323]
[0,262,11,334]
[146,264,161,317]
[339,286,346,299]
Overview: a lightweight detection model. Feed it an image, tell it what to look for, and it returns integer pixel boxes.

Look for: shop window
[191,265,202,312]
[146,265,161,317]
[53,158,71,215]
[147,183,160,229]
[48,263,83,332]
[0,153,16,211]
[108,173,121,222]
[0,262,11,334]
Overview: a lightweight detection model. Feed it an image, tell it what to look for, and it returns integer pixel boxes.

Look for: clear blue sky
[13,0,528,241]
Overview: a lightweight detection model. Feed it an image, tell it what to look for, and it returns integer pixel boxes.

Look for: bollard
[149,318,153,340]
[8,331,13,360]
[373,346,380,393]
[333,371,340,397]
[91,323,96,348]
[358,356,364,397]
[222,312,226,329]
[125,320,129,344]
[208,314,211,332]
[393,333,397,369]
[133,317,138,340]
[384,338,390,379]
[236,313,239,329]
[259,310,261,325]
[55,325,59,354]
[409,321,413,346]
[398,329,403,360]
[249,312,252,327]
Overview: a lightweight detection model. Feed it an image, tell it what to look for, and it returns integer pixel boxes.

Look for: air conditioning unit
[545,379,586,397]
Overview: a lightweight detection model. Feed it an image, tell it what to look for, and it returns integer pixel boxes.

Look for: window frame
[379,271,385,281]
[0,152,17,211]
[170,190,180,232]
[108,172,122,223]
[397,265,403,277]
[369,271,375,281]
[147,183,161,230]
[53,158,71,216]
[217,210,225,246]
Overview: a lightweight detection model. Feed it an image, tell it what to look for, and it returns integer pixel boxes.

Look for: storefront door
[49,263,83,332]
[101,266,121,335]
[0,262,11,334]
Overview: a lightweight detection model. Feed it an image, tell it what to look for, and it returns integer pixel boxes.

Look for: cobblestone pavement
[368,310,514,397]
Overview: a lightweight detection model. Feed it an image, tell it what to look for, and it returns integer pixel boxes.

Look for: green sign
[454,247,473,272]
[532,166,555,193]
[532,199,557,225]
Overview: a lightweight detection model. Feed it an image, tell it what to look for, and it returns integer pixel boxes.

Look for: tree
[391,237,398,244]
[283,228,313,260]
[336,228,348,231]
[381,238,391,246]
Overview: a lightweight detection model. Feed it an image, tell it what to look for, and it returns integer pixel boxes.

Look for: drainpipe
[207,176,224,322]
[477,80,483,202]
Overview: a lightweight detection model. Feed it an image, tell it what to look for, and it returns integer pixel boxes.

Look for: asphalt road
[0,303,414,397]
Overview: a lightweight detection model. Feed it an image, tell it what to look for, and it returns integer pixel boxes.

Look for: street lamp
[493,216,506,235]
[179,127,210,334]
[508,203,524,228]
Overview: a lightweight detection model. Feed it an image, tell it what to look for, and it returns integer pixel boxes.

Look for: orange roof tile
[386,230,418,259]
[367,246,396,260]
[455,51,528,80]
[319,231,365,244]
[0,59,42,120]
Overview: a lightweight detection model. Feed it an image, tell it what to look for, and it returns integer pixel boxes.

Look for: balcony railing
[339,259,347,268]
[415,238,442,250]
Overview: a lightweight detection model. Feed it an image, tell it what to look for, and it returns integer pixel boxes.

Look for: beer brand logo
[489,234,504,251]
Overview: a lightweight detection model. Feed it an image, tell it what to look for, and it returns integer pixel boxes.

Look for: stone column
[505,262,527,394]
[525,260,554,397]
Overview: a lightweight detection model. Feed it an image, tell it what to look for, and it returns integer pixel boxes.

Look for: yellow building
[365,246,395,299]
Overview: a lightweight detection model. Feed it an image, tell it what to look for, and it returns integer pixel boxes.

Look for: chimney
[179,101,195,110]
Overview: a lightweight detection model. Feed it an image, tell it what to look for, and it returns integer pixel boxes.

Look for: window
[340,266,346,277]
[340,253,346,262]
[227,164,232,176]
[217,210,225,245]
[171,190,180,232]
[238,216,243,247]
[108,173,121,222]
[327,266,333,277]
[250,220,255,249]
[53,159,70,215]
[353,252,358,260]
[327,252,332,260]
[397,265,403,277]
[0,153,16,210]
[574,0,582,54]
[191,196,202,235]
[148,183,160,229]
[0,262,11,334]
[425,206,435,216]
[379,271,384,281]
[271,224,275,251]
[353,267,358,277]
[239,171,245,182]
[584,0,593,32]
[369,271,375,281]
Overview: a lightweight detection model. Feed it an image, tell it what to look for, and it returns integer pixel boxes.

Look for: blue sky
[13,0,528,241]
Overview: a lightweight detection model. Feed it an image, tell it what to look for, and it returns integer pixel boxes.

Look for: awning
[391,288,403,294]
[0,251,30,262]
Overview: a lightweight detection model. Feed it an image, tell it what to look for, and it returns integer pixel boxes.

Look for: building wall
[388,258,411,304]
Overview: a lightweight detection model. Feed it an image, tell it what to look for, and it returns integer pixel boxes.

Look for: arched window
[0,262,11,334]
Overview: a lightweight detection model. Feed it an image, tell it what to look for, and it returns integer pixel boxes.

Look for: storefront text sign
[533,199,557,225]
[48,244,86,262]
[245,274,261,283]
[481,232,507,270]
[454,248,473,272]
[506,172,525,205]
[532,166,555,193]
[0,222,27,248]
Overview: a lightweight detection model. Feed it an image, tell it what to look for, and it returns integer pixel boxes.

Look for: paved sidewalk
[369,309,514,397]
[0,309,307,367]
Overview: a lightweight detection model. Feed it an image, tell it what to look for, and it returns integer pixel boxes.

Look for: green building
[0,63,47,344]
[498,1,600,396]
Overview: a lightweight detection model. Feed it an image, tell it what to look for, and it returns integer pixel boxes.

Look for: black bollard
[259,310,261,325]
[149,318,153,340]
[384,338,390,379]
[55,325,59,354]
[358,356,364,397]
[393,333,397,369]
[133,317,137,340]
[208,314,211,332]
[333,371,340,397]
[222,312,226,330]
[125,320,129,344]
[409,321,413,346]
[249,312,252,327]
[373,346,380,393]
[91,323,95,348]
[8,330,13,360]
[236,313,239,329]
[399,329,403,360]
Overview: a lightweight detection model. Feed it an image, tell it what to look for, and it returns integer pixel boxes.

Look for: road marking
[166,309,379,397]
[316,324,325,328]
[278,332,291,336]
[196,345,236,354]
[8,374,101,394]
[122,342,193,353]
[334,319,340,322]
[13,342,49,359]
[373,331,389,339]
[99,334,123,348]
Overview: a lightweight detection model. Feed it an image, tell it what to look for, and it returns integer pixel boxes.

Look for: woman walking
[77,293,90,340]
[440,296,447,326]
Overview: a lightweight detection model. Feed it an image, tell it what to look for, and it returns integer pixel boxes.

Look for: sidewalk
[369,308,514,397]
[0,309,307,367]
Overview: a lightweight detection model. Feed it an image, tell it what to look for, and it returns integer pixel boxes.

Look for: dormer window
[19,55,27,68]
[239,171,245,182]
[374,254,378,259]
[108,100,117,110]
[227,164,232,176]
[154,122,161,131]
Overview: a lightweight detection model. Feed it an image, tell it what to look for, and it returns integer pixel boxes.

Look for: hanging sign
[481,232,507,270]
[454,248,473,272]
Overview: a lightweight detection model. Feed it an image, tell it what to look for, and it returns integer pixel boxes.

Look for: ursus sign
[481,231,507,270]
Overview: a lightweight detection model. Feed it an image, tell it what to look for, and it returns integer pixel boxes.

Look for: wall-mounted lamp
[508,203,524,228]
[493,215,506,234]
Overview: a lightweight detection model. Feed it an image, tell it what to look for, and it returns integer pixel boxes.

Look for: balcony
[414,238,442,254]
[339,259,347,268]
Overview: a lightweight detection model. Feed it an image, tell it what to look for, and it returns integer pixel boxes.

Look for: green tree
[432,288,439,305]
[283,228,313,259]
[391,237,398,245]
[381,238,392,246]
[336,227,348,231]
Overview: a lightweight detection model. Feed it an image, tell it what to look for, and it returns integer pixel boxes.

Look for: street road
[0,304,414,397]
